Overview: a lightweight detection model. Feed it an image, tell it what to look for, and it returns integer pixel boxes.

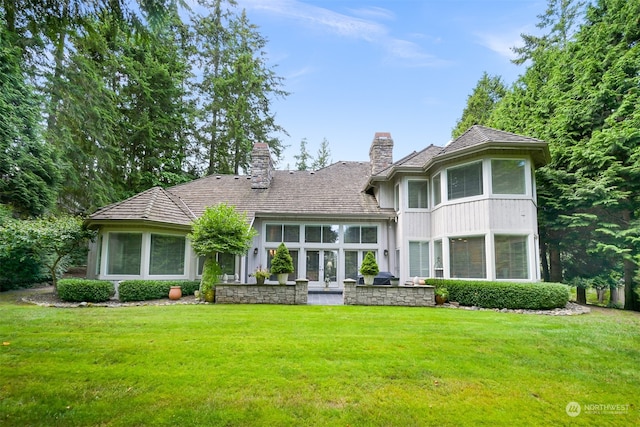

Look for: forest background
[0,0,638,310]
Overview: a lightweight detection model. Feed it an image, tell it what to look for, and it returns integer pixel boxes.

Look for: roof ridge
[142,187,161,219]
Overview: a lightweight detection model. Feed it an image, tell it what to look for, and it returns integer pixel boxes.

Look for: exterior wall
[343,280,435,306]
[215,279,308,305]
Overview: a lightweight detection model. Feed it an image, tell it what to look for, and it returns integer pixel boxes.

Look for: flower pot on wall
[277,273,288,285]
[363,275,375,285]
[256,277,265,285]
[169,286,182,300]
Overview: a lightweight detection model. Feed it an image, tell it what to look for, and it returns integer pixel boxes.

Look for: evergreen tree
[311,138,332,170]
[452,72,506,139]
[294,138,313,171]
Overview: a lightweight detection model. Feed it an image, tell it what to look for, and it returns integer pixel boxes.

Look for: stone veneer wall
[343,279,435,307]
[215,279,308,305]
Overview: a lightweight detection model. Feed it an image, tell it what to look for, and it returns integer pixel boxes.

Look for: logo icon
[566,402,581,417]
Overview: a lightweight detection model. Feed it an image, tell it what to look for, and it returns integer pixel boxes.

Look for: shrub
[423,279,570,310]
[359,251,379,276]
[119,280,201,302]
[271,243,294,274]
[58,279,115,302]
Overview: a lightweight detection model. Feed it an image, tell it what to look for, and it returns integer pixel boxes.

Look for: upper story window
[433,173,441,206]
[492,159,526,195]
[305,225,339,243]
[448,161,483,200]
[344,225,378,244]
[266,224,300,242]
[408,180,429,209]
[394,183,400,211]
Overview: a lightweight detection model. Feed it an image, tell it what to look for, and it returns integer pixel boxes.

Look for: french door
[306,250,339,287]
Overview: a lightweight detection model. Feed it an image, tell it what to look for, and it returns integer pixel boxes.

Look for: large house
[86,125,550,290]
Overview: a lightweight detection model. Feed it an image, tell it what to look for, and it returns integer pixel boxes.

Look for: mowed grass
[1,296,638,426]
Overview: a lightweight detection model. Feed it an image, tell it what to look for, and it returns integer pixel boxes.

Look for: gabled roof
[88,161,393,227]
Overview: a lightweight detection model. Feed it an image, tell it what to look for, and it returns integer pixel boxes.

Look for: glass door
[306,250,339,288]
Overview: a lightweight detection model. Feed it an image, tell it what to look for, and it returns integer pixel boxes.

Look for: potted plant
[253,266,270,285]
[271,243,294,284]
[435,287,449,305]
[200,257,221,303]
[359,251,379,285]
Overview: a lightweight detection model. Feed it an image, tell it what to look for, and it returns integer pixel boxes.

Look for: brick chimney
[251,143,274,189]
[369,132,394,175]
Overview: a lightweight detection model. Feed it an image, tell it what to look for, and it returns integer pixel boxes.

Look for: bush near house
[118,280,200,302]
[57,279,115,302]
[423,279,570,310]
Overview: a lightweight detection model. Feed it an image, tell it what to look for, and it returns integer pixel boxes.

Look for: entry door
[306,250,339,287]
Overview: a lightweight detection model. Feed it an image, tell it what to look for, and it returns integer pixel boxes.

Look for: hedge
[118,280,200,302]
[424,279,570,310]
[58,279,115,303]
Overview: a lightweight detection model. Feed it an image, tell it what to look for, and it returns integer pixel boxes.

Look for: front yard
[0,291,638,426]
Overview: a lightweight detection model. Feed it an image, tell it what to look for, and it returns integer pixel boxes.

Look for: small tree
[188,203,257,293]
[270,242,294,275]
[0,215,96,292]
[359,251,379,276]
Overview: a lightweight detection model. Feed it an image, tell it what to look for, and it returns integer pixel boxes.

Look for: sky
[232,0,547,169]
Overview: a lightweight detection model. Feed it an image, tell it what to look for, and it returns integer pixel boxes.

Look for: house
[86,125,550,290]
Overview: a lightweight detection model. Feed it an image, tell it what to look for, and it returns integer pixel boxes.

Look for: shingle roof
[89,187,195,226]
[89,161,392,226]
[442,125,544,155]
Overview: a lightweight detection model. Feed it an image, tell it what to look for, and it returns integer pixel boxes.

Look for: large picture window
[495,235,529,279]
[305,225,339,243]
[449,236,486,278]
[408,180,429,209]
[492,160,526,194]
[150,234,185,275]
[409,241,430,277]
[107,233,142,275]
[448,161,483,200]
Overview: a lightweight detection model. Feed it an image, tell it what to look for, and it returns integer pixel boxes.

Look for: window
[150,234,185,275]
[409,241,430,277]
[394,183,400,211]
[449,236,486,278]
[344,225,378,244]
[266,224,300,242]
[408,180,429,209]
[305,225,338,243]
[107,233,142,275]
[197,253,237,277]
[495,235,529,279]
[345,250,377,280]
[433,173,441,206]
[447,161,483,200]
[433,240,443,278]
[492,160,526,194]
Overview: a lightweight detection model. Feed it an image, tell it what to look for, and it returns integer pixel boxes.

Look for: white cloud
[474,28,528,60]
[239,0,445,67]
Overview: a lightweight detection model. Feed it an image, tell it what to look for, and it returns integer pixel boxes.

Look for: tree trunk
[549,243,563,283]
[576,287,586,305]
[609,285,619,306]
[539,240,550,282]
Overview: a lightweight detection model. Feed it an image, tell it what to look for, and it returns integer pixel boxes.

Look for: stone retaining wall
[215,279,308,305]
[343,279,435,307]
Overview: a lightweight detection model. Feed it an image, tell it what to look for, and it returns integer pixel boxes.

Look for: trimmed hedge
[118,280,200,302]
[58,279,115,303]
[424,279,570,310]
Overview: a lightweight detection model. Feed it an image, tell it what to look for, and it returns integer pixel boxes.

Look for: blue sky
[234,0,546,169]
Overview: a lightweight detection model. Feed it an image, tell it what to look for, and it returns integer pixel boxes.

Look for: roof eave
[425,141,550,171]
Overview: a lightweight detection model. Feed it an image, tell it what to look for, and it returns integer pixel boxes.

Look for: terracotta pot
[169,286,182,300]
[435,295,446,305]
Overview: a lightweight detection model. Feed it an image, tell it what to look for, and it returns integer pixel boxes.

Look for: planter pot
[390,278,400,286]
[435,295,446,305]
[256,277,266,285]
[277,273,289,285]
[169,286,182,300]
[363,275,375,285]
[203,289,215,303]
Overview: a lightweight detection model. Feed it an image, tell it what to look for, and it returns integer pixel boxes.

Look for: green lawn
[1,294,638,426]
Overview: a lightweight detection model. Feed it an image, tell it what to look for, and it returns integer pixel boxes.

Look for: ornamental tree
[359,251,379,276]
[270,243,294,275]
[188,203,257,287]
